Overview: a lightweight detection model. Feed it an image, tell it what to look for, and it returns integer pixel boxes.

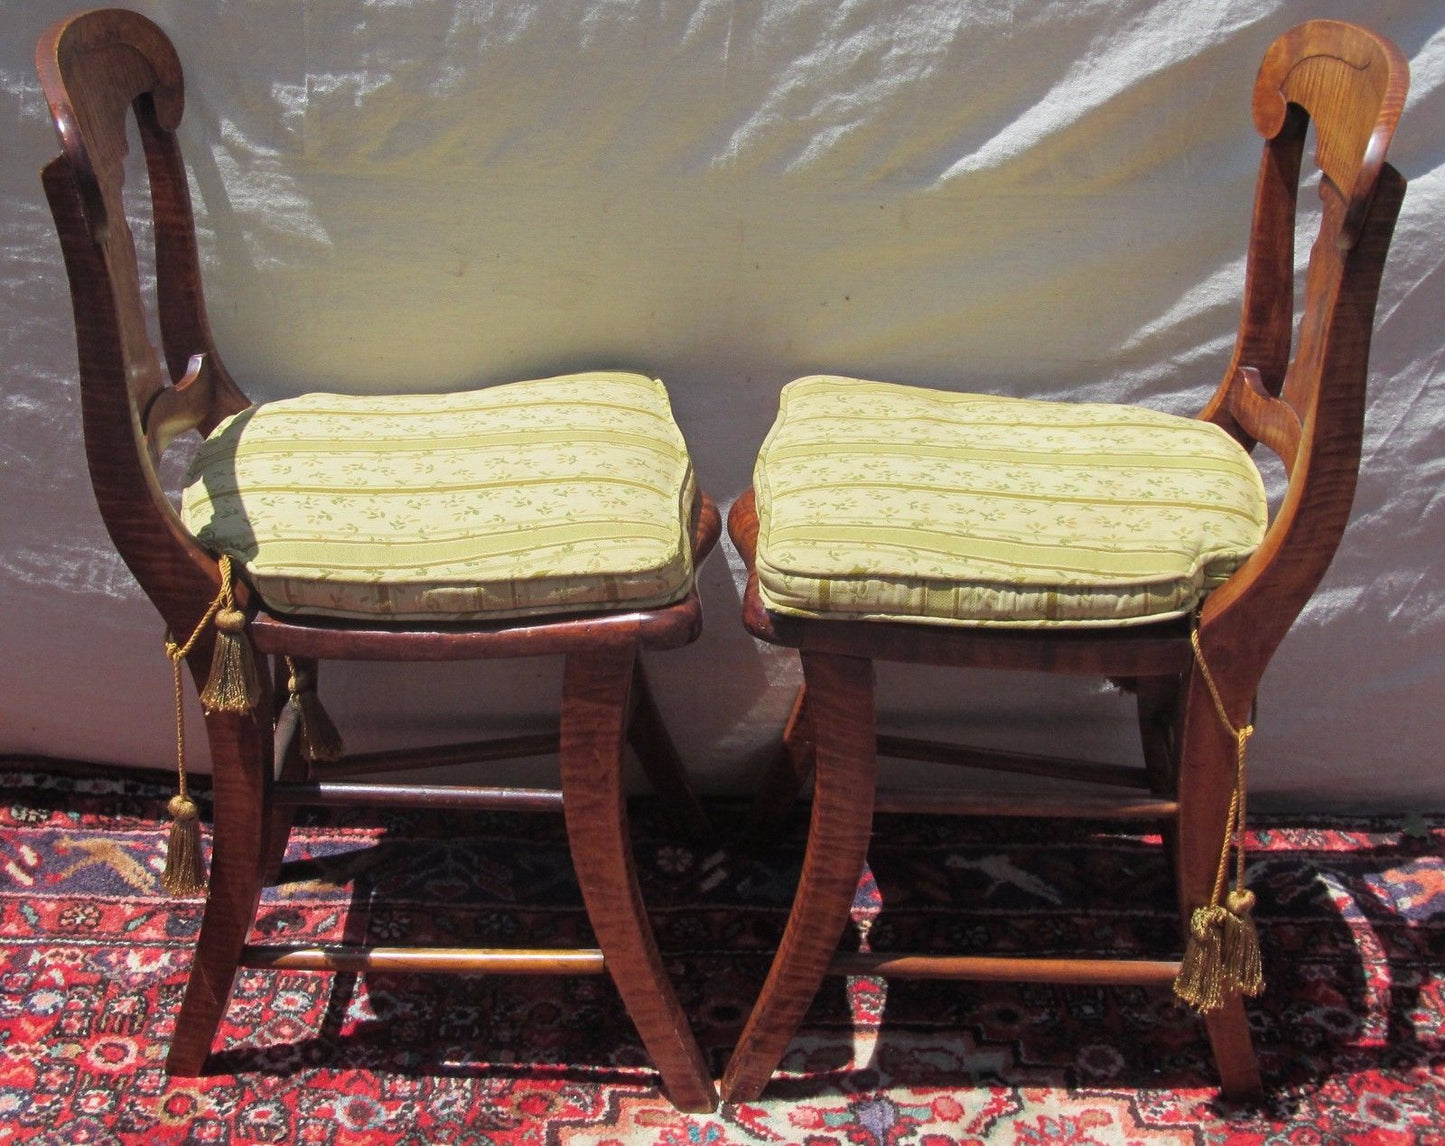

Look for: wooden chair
[38,9,718,1111]
[721,20,1408,1103]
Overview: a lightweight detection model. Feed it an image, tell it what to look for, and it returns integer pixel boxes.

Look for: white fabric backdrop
[3,0,1441,807]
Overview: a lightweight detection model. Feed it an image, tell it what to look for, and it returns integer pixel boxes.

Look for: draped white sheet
[3,0,1441,807]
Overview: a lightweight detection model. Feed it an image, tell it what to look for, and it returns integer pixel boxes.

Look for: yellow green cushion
[181,372,697,621]
[753,376,1268,627]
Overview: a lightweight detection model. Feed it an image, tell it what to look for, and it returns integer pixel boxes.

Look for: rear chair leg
[560,644,717,1113]
[261,656,309,885]
[1136,673,1183,883]
[738,684,815,854]
[627,658,716,845]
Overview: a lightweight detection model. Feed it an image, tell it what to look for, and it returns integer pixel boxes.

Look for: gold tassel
[1176,903,1230,1012]
[161,791,206,895]
[1175,890,1266,1013]
[198,564,261,715]
[158,554,253,898]
[1221,887,1265,998]
[286,659,344,763]
[161,640,208,898]
[1173,620,1266,1012]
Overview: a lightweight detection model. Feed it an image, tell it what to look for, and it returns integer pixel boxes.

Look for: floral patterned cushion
[181,372,697,621]
[753,376,1267,627]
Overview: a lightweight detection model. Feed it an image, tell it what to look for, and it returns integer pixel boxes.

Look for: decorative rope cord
[197,557,263,715]
[1173,618,1266,1013]
[159,555,262,897]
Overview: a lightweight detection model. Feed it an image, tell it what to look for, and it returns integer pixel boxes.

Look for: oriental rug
[0,761,1442,1143]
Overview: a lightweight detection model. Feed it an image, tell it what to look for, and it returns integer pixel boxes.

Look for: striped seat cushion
[180,372,697,621]
[753,376,1268,627]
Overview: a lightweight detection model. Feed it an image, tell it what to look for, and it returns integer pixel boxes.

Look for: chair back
[38,9,249,633]
[1200,20,1407,664]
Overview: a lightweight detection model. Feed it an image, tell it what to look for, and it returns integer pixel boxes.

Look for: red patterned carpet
[1,761,1442,1143]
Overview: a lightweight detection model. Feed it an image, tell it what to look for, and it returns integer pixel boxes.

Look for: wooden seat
[722,20,1408,1103]
[37,8,718,1111]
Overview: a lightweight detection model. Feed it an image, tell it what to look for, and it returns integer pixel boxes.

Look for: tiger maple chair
[721,20,1408,1103]
[38,9,718,1111]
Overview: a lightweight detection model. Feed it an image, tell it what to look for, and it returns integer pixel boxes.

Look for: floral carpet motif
[1,763,1442,1143]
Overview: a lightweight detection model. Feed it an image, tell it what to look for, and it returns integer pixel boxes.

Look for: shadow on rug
[0,762,1441,1143]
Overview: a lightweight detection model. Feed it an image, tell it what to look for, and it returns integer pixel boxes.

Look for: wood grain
[721,652,877,1104]
[559,644,718,1112]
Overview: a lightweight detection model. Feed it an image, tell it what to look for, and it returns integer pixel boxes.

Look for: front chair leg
[1175,675,1263,1101]
[721,652,877,1104]
[559,644,717,1113]
[166,706,273,1075]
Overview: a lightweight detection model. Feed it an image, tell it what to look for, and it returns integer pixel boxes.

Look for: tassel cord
[1190,623,1255,908]
[159,555,247,897]
[1173,616,1265,1011]
[163,557,238,803]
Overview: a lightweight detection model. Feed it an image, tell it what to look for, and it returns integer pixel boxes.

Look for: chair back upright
[1199,20,1408,672]
[38,10,251,639]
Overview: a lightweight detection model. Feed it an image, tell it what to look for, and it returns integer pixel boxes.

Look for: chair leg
[166,707,273,1075]
[627,658,717,845]
[261,658,308,886]
[1175,677,1263,1101]
[559,645,717,1113]
[738,684,815,853]
[1136,673,1182,882]
[1203,997,1260,1099]
[721,653,876,1104]
[1136,675,1180,796]
[782,684,816,781]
